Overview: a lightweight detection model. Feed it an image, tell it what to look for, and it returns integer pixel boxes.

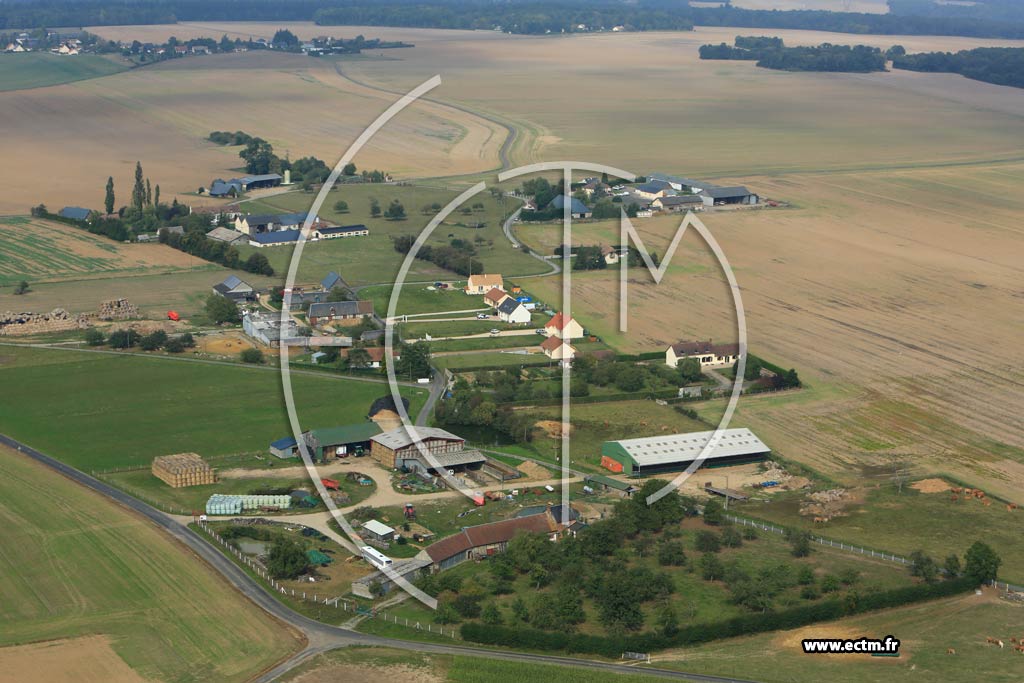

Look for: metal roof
[701,186,753,199]
[250,229,300,244]
[405,449,485,468]
[308,300,373,318]
[321,271,342,290]
[608,428,769,467]
[550,195,590,214]
[59,206,92,220]
[316,224,367,236]
[239,173,283,184]
[648,173,713,189]
[220,274,244,290]
[270,436,297,450]
[311,422,382,446]
[363,519,395,536]
[371,426,464,450]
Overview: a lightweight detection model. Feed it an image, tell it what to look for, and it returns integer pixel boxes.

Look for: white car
[476,313,489,319]
[490,329,500,336]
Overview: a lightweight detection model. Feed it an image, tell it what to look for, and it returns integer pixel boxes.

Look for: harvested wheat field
[0,637,145,683]
[0,48,504,214]
[0,217,200,286]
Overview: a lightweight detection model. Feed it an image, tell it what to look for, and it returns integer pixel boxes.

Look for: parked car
[489,329,500,336]
[535,328,546,335]
[476,313,489,319]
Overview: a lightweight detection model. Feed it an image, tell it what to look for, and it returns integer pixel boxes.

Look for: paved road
[1,433,757,683]
[502,207,561,278]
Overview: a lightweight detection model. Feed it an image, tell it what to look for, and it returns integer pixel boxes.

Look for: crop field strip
[0,445,303,682]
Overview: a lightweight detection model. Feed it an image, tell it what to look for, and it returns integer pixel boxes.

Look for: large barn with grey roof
[601,428,769,476]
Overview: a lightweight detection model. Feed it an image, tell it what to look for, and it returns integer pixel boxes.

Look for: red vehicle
[167,310,180,321]
[321,477,339,491]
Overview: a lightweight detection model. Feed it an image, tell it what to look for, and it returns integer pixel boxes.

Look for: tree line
[701,37,886,73]
[893,47,1024,89]
[6,0,1024,40]
[159,225,274,276]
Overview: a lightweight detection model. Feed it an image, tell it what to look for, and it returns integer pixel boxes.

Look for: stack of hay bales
[97,298,138,321]
[152,453,216,488]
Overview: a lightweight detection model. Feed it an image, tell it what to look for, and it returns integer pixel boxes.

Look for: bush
[84,328,106,346]
[721,527,743,548]
[742,527,759,541]
[107,328,140,349]
[240,347,265,364]
[205,294,240,324]
[139,330,168,351]
[165,338,185,353]
[702,498,724,525]
[694,530,721,553]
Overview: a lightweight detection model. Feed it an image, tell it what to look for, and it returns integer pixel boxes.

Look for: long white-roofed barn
[601,428,769,476]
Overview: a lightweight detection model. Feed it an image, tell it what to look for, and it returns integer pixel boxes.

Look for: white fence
[197,522,459,639]
[723,513,912,566]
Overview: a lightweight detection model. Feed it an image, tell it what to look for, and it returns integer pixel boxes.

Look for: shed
[362,519,396,542]
[602,428,769,476]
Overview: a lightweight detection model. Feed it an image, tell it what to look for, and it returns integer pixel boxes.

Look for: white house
[496,297,531,324]
[666,340,741,368]
[600,245,620,265]
[544,312,584,340]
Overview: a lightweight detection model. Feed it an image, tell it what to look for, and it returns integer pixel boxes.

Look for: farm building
[235,212,312,235]
[308,300,374,326]
[633,180,673,200]
[549,195,592,218]
[208,173,282,198]
[601,428,770,476]
[700,186,758,206]
[584,474,638,497]
[269,436,299,459]
[321,271,343,291]
[540,335,576,361]
[497,297,531,324]
[652,195,703,212]
[212,274,255,301]
[515,503,579,527]
[465,273,504,294]
[666,340,741,368]
[424,511,560,572]
[205,227,246,244]
[370,426,484,474]
[307,423,382,459]
[269,422,382,460]
[151,453,215,488]
[544,312,584,340]
[312,224,368,240]
[242,311,299,347]
[362,519,396,543]
[248,229,300,247]
[59,206,92,221]
[648,173,712,194]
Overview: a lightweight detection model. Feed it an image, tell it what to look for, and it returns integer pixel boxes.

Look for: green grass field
[236,185,546,285]
[0,346,426,470]
[0,446,302,681]
[650,589,1024,683]
[739,484,1024,584]
[0,52,129,91]
[280,646,686,683]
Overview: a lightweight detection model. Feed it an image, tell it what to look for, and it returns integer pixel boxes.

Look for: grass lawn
[362,282,478,316]
[281,645,694,682]
[740,483,1024,584]
[520,400,713,469]
[0,52,129,91]
[236,185,546,286]
[0,345,426,470]
[0,446,302,682]
[650,589,1024,683]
